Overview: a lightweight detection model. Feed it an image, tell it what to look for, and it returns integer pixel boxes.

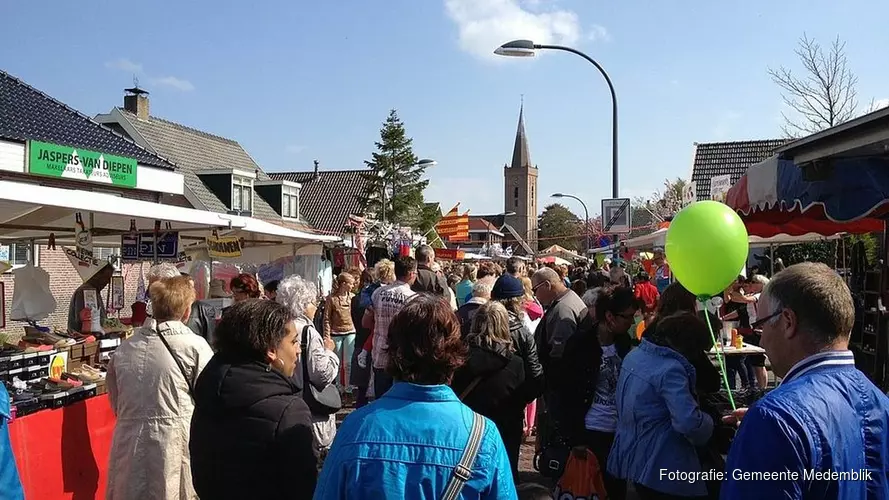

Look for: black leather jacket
[186,301,217,347]
[508,312,545,403]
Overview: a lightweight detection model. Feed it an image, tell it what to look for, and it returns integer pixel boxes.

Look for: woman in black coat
[450,300,527,482]
[190,299,317,499]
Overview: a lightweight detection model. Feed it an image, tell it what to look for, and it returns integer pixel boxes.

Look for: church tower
[503,103,539,253]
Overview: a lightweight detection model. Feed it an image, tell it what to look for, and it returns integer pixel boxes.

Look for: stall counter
[9,394,114,499]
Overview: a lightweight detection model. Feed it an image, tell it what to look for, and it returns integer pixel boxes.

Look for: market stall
[0,182,338,499]
[727,155,889,389]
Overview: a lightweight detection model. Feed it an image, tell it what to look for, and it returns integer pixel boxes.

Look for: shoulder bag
[301,325,342,415]
[156,324,195,400]
[440,412,486,500]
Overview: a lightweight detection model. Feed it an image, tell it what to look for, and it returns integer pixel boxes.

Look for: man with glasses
[722,262,889,499]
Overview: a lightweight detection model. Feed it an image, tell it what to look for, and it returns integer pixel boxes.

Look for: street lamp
[381,158,438,223]
[552,193,590,254]
[497,39,619,258]
[495,40,618,198]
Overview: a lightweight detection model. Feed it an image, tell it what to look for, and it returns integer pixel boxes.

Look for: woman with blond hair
[107,276,214,500]
[324,272,356,395]
[451,300,528,482]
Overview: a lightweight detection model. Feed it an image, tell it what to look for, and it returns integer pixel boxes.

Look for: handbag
[156,325,195,400]
[533,406,571,479]
[301,325,342,415]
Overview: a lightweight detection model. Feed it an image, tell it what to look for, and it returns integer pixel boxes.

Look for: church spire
[510,99,532,169]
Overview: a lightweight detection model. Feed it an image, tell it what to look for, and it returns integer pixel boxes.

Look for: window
[514,187,519,198]
[0,243,36,271]
[514,199,518,208]
[93,247,120,269]
[282,185,300,219]
[232,175,253,212]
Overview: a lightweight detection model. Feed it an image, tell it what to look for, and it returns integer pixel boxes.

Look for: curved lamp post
[495,40,618,198]
[382,158,437,223]
[552,193,590,254]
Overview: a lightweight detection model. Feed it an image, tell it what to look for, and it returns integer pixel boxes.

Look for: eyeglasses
[532,281,549,293]
[751,310,781,329]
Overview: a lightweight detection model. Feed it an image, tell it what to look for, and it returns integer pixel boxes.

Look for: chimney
[123,86,150,120]
[312,159,321,182]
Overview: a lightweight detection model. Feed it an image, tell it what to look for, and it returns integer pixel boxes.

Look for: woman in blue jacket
[607,312,714,499]
[315,294,517,500]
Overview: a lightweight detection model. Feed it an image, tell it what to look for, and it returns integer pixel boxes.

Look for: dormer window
[253,179,302,220]
[232,174,253,212]
[282,184,300,219]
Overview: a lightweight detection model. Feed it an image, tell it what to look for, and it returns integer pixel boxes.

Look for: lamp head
[494,40,537,58]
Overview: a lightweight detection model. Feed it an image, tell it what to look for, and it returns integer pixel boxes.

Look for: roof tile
[0,70,174,170]
[269,170,369,233]
[117,109,280,219]
[691,139,792,199]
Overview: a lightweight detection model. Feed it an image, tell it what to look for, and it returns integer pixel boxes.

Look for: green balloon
[665,201,749,298]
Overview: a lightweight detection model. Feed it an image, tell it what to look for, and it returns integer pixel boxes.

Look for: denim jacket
[722,351,889,499]
[314,383,517,500]
[0,384,24,500]
[607,340,713,497]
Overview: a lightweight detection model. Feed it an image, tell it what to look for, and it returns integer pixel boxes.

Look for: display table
[9,394,114,499]
[709,344,767,356]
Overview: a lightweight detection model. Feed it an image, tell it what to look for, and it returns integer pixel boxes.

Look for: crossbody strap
[300,325,311,387]
[440,412,486,500]
[458,376,484,401]
[156,326,195,399]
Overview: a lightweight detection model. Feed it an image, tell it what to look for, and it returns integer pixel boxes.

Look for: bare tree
[770,34,858,137]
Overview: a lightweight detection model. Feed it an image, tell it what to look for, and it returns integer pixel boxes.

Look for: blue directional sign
[121,232,180,261]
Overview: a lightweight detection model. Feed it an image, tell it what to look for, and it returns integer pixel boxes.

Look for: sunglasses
[532,281,549,293]
[751,310,781,329]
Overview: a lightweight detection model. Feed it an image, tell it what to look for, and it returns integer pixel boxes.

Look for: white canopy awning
[0,180,339,247]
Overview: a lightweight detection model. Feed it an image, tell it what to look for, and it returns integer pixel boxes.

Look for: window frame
[281,184,300,219]
[232,175,254,213]
[1,243,38,272]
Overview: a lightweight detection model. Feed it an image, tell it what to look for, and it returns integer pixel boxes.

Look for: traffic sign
[602,198,631,234]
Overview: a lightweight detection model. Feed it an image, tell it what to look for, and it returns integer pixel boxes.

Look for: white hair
[146,263,180,283]
[750,274,770,285]
[276,275,317,318]
[472,277,494,298]
[582,287,603,309]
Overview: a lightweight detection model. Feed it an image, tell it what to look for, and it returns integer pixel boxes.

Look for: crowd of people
[2,245,887,500]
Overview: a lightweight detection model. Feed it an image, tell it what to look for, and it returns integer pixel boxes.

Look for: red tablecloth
[9,395,114,500]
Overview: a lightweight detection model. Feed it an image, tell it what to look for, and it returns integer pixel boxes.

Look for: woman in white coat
[277,275,340,456]
[106,276,214,500]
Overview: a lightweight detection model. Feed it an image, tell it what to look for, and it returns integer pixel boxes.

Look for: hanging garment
[9,264,56,322]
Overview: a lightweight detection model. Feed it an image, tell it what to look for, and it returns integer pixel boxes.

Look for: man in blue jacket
[722,262,889,499]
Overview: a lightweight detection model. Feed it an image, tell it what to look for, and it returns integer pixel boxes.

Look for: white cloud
[588,24,610,42]
[444,0,584,61]
[150,76,195,92]
[105,58,143,74]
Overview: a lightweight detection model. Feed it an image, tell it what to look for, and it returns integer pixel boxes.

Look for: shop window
[232,175,253,212]
[282,185,300,219]
[0,243,36,271]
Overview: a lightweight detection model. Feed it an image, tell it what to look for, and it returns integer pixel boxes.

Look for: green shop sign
[28,140,138,188]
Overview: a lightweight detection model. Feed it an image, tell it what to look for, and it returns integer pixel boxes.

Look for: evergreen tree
[358,109,429,226]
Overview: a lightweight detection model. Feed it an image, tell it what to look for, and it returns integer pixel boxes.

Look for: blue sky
[3,0,888,217]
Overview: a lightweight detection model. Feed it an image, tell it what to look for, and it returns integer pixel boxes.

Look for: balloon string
[701,299,737,411]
